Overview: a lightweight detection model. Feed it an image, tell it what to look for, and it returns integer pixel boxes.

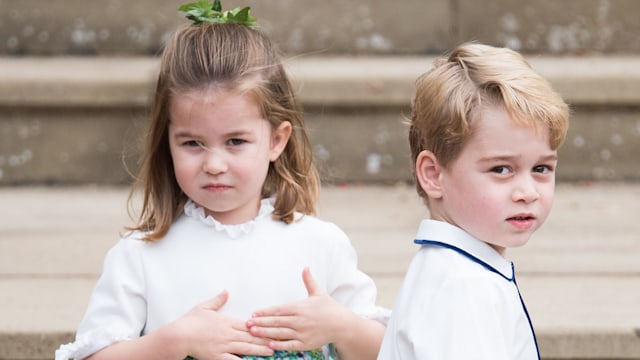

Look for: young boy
[377,43,569,360]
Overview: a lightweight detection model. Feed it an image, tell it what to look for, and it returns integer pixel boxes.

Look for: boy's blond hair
[409,43,569,202]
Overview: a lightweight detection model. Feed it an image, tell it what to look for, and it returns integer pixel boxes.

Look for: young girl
[56,3,388,360]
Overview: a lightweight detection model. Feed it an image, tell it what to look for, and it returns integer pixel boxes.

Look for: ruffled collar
[183,198,274,238]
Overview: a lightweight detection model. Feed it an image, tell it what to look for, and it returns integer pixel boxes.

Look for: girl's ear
[269,121,292,161]
[416,150,444,199]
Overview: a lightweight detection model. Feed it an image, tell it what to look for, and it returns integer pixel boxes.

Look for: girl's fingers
[227,341,274,357]
[238,328,273,346]
[251,304,293,317]
[248,324,297,340]
[200,290,229,311]
[268,339,306,352]
[248,315,296,328]
[301,267,321,296]
[252,267,321,317]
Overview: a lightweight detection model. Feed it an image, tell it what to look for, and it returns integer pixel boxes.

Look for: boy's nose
[512,177,540,203]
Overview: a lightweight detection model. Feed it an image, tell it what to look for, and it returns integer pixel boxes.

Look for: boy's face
[433,105,557,255]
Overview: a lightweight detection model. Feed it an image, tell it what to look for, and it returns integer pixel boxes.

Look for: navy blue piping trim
[414,239,514,281]
[514,273,541,359]
[415,238,540,359]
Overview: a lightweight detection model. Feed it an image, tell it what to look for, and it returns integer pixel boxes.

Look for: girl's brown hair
[128,23,319,241]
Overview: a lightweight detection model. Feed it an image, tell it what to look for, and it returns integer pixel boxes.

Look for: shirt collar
[414,219,514,281]
[183,198,274,239]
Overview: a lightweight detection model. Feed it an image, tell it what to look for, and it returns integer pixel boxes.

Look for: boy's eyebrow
[538,154,559,162]
[478,153,558,162]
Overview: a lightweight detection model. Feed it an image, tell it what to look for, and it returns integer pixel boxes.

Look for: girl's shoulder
[105,230,150,257]
[288,213,345,234]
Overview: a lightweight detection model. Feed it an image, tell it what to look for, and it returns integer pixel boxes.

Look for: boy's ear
[416,150,444,199]
[269,121,292,161]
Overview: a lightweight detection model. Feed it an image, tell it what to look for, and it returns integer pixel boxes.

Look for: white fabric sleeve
[324,223,391,325]
[55,236,147,360]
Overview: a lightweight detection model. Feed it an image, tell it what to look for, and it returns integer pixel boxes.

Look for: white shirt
[378,219,539,360]
[56,199,389,360]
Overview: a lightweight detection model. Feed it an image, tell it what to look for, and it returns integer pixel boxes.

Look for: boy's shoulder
[414,220,514,280]
[417,245,508,282]
[400,246,517,316]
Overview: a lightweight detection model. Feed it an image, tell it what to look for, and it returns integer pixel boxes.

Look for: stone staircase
[1,0,640,185]
[2,55,640,186]
[1,1,639,359]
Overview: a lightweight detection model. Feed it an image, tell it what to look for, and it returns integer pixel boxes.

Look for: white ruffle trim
[55,328,130,360]
[183,198,274,238]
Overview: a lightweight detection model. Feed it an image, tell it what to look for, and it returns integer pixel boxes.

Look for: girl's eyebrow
[172,130,199,139]
[172,129,253,139]
[225,129,252,137]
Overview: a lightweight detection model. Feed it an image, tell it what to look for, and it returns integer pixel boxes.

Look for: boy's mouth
[506,214,536,230]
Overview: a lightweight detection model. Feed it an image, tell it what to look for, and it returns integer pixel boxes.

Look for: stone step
[1,55,639,185]
[2,0,640,56]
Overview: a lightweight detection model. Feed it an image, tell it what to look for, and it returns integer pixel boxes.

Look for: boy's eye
[490,166,511,175]
[533,164,553,174]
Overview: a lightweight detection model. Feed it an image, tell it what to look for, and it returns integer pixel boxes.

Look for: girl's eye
[184,140,203,147]
[490,166,511,175]
[228,138,246,146]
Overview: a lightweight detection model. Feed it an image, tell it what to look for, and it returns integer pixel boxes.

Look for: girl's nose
[202,149,227,175]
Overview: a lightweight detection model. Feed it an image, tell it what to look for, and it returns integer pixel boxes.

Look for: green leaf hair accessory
[179,0,257,27]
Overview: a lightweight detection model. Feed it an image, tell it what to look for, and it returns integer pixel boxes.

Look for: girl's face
[168,89,291,224]
[427,105,557,255]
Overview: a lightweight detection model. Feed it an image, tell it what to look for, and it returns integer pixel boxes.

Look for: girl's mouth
[204,184,231,192]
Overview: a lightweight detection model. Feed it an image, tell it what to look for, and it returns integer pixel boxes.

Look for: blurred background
[1,1,639,359]
[1,0,639,184]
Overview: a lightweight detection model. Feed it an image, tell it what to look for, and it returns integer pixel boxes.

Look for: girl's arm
[88,291,274,360]
[247,268,385,360]
[86,323,185,360]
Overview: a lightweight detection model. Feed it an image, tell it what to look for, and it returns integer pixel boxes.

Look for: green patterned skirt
[242,348,332,359]
[185,347,335,359]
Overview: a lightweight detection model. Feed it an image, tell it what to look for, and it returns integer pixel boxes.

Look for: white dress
[56,199,389,360]
[378,219,539,360]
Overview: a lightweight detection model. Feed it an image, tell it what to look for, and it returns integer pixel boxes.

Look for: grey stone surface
[3,1,640,56]
[0,108,145,185]
[1,56,639,185]
[0,183,639,359]
[0,0,451,56]
[457,0,640,55]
